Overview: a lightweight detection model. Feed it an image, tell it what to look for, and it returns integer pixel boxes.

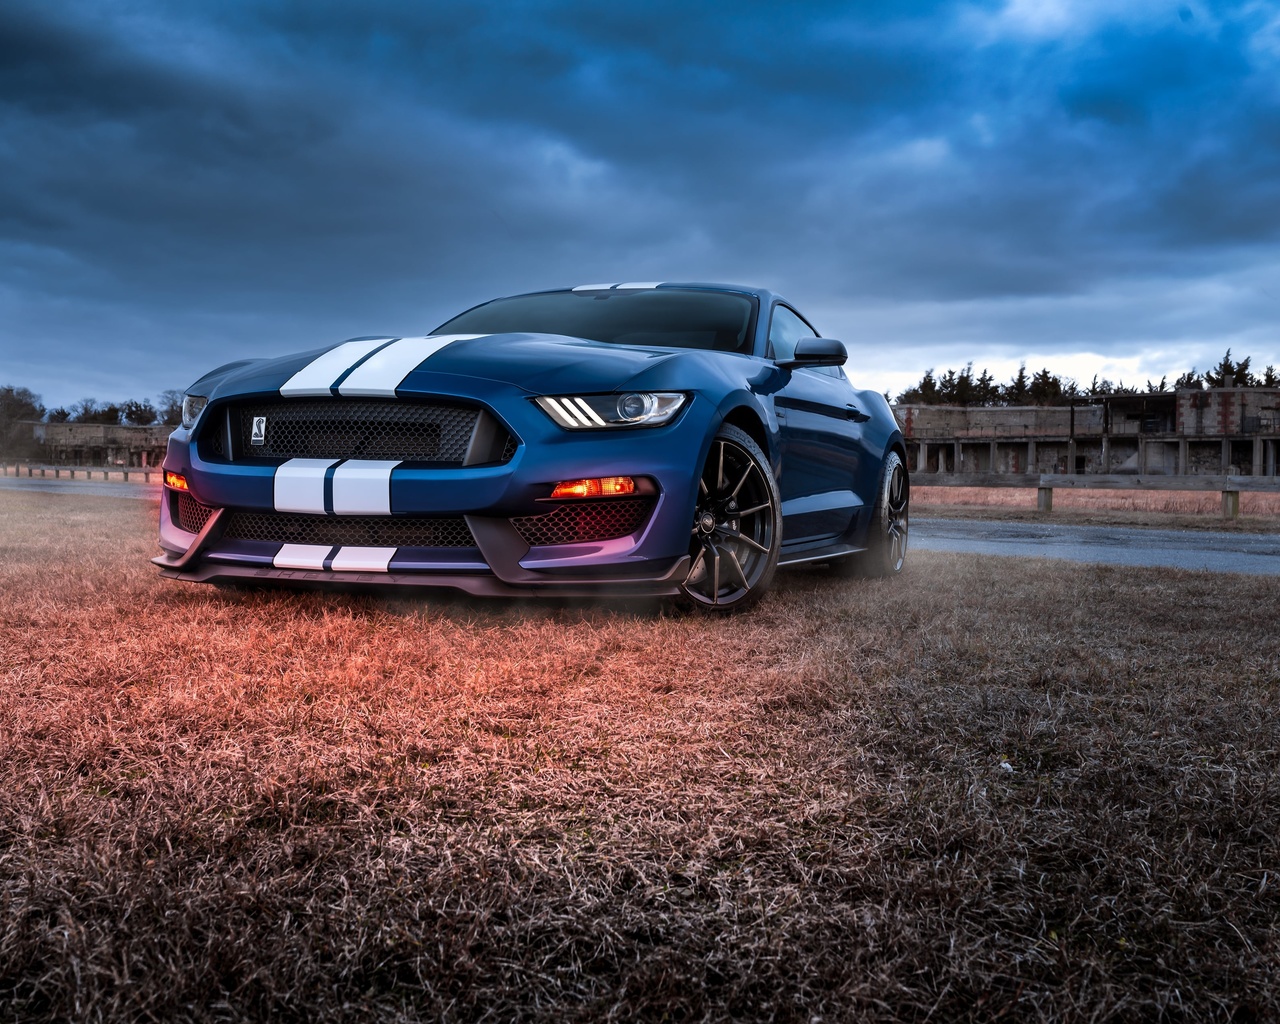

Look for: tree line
[898,349,1280,406]
[1,386,185,426]
[0,385,186,457]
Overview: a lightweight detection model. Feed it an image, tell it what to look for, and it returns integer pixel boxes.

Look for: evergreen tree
[1028,368,1064,405]
[71,398,123,424]
[975,368,999,405]
[1204,349,1253,388]
[1004,364,1030,404]
[0,385,46,456]
[121,399,157,426]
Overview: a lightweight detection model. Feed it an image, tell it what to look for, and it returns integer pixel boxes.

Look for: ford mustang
[153,283,908,610]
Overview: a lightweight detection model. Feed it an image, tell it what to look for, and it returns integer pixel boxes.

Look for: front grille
[511,499,654,546]
[176,492,215,534]
[223,513,476,548]
[210,399,513,464]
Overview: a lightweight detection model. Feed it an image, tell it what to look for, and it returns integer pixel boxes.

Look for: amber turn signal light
[164,471,189,491]
[550,476,636,499]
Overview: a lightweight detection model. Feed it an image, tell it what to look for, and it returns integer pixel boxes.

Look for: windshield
[434,289,757,352]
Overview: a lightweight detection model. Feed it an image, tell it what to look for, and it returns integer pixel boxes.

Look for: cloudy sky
[3,0,1279,410]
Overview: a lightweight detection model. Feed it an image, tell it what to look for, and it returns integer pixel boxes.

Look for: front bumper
[155,386,714,595]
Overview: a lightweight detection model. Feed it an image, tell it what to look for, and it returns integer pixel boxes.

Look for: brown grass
[916,485,1280,533]
[2,489,1279,1022]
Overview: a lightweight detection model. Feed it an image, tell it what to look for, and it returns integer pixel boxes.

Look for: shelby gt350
[154,283,909,610]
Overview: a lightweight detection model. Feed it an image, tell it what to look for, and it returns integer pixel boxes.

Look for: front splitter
[154,556,690,599]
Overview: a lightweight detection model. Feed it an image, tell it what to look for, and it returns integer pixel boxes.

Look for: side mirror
[778,337,847,368]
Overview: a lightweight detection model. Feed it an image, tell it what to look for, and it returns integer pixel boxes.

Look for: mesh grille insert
[511,499,654,546]
[223,512,475,549]
[176,492,216,534]
[217,399,509,463]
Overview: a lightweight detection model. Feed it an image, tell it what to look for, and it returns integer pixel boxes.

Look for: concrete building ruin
[896,387,1280,479]
[26,421,172,467]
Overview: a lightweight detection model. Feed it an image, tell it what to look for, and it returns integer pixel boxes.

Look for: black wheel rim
[885,461,908,571]
[683,438,776,607]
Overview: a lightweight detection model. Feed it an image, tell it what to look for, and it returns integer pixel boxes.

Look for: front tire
[832,450,909,578]
[677,424,781,612]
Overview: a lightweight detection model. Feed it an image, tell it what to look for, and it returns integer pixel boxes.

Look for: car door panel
[774,369,866,543]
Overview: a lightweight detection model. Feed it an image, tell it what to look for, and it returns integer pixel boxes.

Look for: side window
[768,305,817,363]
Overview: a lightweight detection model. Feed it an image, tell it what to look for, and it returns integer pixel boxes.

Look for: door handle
[846,405,871,423]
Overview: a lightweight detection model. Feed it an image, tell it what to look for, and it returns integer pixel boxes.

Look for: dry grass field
[2,488,1278,1022]
[916,485,1280,534]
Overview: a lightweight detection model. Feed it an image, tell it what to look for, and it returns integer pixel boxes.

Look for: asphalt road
[0,476,161,500]
[913,516,1280,576]
[4,478,1278,576]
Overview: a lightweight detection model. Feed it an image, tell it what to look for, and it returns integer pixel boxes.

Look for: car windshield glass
[434,289,757,352]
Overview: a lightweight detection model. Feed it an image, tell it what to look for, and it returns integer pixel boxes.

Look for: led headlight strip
[535,392,686,429]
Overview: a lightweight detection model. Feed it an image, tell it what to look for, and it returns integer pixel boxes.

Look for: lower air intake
[175,492,216,534]
[510,499,655,546]
[223,513,476,548]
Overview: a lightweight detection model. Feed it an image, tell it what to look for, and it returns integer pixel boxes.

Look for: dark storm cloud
[1,0,1277,407]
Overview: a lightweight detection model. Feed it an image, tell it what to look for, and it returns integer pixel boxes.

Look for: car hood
[417,333,682,393]
[197,332,688,399]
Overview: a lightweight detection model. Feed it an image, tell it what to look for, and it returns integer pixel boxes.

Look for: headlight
[535,392,686,429]
[181,394,209,429]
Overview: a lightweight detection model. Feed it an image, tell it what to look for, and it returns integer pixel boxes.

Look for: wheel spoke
[736,501,770,517]
[716,442,726,492]
[699,477,709,497]
[730,463,755,499]
[735,532,769,554]
[688,545,706,583]
[724,546,748,588]
[710,543,721,602]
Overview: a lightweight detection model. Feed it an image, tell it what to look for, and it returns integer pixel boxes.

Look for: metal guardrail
[1,462,158,483]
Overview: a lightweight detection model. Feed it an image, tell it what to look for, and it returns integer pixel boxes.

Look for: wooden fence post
[1222,490,1240,519]
[1037,486,1053,513]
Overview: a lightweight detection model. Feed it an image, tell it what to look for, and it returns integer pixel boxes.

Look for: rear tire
[831,450,909,578]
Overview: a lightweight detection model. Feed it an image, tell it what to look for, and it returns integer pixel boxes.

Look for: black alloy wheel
[679,424,781,611]
[833,450,909,578]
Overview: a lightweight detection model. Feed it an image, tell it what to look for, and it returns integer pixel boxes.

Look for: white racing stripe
[571,283,618,291]
[274,544,333,570]
[332,460,400,515]
[337,335,483,397]
[274,458,337,513]
[279,338,395,396]
[329,546,397,573]
[614,281,663,289]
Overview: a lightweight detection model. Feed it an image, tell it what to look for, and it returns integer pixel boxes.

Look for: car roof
[506,282,775,302]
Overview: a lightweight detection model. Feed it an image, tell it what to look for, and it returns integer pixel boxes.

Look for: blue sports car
[154,283,908,610]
